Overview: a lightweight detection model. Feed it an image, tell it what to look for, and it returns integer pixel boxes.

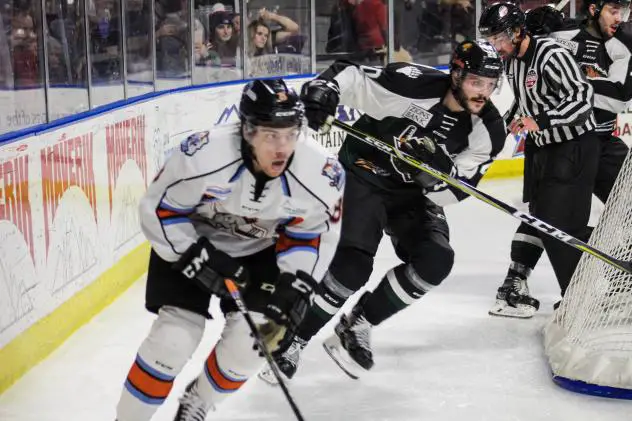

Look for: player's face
[250,125,300,177]
[459,73,499,114]
[485,30,517,59]
[598,4,629,39]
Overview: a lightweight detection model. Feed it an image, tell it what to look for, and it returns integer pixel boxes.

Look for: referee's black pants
[525,131,600,296]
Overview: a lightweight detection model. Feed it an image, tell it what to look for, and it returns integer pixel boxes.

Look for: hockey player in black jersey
[259,39,506,382]
[489,1,631,318]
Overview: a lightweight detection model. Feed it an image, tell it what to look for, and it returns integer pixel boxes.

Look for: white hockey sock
[195,312,267,408]
[116,306,205,421]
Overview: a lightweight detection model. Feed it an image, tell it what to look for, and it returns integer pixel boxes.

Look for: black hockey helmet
[239,78,304,128]
[450,39,503,79]
[525,5,566,35]
[583,0,631,16]
[479,2,526,37]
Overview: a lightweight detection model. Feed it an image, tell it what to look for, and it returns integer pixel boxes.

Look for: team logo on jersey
[403,104,433,127]
[206,213,268,239]
[396,66,423,78]
[525,69,538,89]
[554,38,579,55]
[180,131,210,156]
[354,158,391,177]
[321,157,345,191]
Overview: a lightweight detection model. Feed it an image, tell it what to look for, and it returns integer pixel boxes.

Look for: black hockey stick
[223,278,305,421]
[329,117,632,275]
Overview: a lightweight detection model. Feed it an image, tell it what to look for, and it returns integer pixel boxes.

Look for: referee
[479,2,600,301]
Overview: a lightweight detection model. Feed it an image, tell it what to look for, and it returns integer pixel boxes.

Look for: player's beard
[456,86,487,114]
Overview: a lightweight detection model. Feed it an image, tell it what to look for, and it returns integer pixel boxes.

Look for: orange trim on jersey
[127,361,174,399]
[205,349,245,392]
[156,208,182,219]
[275,233,321,254]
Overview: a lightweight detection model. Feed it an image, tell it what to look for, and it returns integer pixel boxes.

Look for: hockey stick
[329,117,632,275]
[555,0,570,11]
[223,278,305,421]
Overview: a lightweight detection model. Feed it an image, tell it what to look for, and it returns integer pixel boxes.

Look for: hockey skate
[258,336,307,386]
[173,380,213,421]
[322,295,374,379]
[488,276,540,319]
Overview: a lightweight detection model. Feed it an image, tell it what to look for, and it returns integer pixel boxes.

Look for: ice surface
[0,178,629,421]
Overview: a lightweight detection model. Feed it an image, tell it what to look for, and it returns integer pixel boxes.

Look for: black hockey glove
[264,271,316,336]
[173,237,249,297]
[300,79,340,131]
[395,135,457,190]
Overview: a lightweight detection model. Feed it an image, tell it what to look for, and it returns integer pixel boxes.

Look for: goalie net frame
[543,148,632,399]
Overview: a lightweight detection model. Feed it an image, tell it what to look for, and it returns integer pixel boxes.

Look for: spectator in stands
[10,5,40,87]
[248,7,300,56]
[232,13,240,37]
[326,0,358,53]
[351,0,387,54]
[207,10,237,66]
[247,18,272,57]
[0,9,13,89]
[87,0,122,82]
[325,0,388,63]
[155,0,189,76]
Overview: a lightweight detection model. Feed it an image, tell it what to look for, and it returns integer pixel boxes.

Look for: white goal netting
[543,149,632,397]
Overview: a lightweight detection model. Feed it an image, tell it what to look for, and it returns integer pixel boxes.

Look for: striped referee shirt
[504,36,596,147]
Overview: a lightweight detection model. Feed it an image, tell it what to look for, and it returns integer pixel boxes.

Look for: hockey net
[543,149,632,398]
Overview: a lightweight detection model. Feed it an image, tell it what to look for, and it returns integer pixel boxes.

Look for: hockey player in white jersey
[115,78,344,421]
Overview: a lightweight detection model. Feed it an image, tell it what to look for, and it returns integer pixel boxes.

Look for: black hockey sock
[296,301,338,342]
[363,265,433,326]
[507,223,545,280]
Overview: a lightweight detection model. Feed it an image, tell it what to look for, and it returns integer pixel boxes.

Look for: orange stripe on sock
[275,233,320,254]
[205,349,245,391]
[127,362,174,399]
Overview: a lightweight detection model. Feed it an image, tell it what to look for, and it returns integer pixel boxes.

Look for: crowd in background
[0,0,582,136]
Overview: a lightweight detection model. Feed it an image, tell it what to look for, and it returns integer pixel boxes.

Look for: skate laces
[283,337,307,365]
[510,277,529,296]
[178,384,210,421]
[349,315,372,350]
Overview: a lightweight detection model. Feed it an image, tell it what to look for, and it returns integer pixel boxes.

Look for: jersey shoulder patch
[180,131,210,156]
[321,157,345,191]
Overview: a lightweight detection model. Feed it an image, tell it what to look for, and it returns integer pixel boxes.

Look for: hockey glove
[262,271,316,352]
[173,237,249,298]
[392,135,455,187]
[300,79,340,131]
